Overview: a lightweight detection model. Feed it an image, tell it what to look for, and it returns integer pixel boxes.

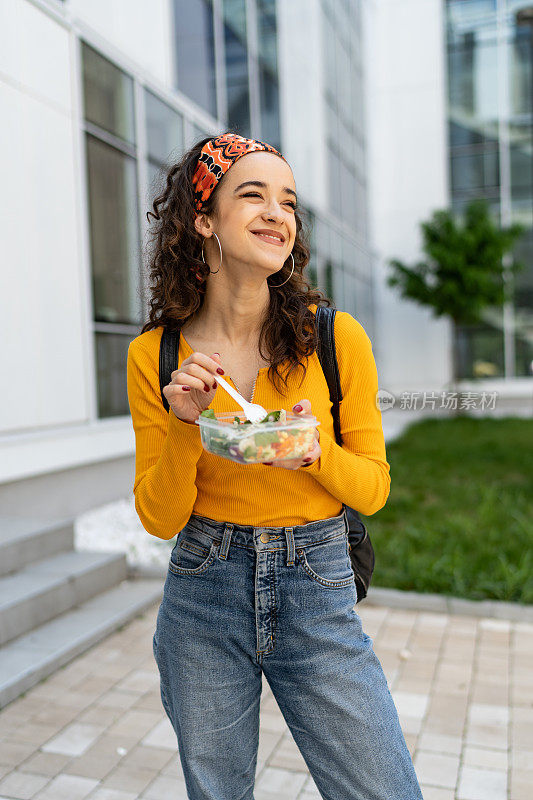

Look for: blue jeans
[152,508,423,800]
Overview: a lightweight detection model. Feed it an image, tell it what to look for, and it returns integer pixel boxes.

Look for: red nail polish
[212,382,217,389]
[216,368,224,374]
[204,384,210,392]
[182,385,191,391]
[293,404,303,413]
[303,457,312,462]
[264,462,273,466]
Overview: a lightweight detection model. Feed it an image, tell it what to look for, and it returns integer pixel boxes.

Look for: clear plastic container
[195,409,320,464]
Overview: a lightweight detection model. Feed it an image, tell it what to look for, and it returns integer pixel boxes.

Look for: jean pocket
[168,526,219,575]
[297,532,355,589]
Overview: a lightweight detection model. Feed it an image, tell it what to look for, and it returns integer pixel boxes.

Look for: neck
[186,281,271,348]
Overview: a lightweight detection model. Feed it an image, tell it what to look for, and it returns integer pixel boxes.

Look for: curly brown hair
[140,133,333,396]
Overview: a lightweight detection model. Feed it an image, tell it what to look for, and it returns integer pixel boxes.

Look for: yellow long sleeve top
[126,303,390,539]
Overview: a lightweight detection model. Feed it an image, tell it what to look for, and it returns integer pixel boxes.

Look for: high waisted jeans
[152,508,424,800]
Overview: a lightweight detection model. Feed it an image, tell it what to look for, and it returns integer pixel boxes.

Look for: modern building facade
[1,0,530,521]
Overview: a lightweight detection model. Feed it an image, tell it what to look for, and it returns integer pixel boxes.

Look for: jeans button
[260,532,270,543]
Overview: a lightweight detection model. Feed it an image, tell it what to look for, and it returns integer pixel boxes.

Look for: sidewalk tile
[32,774,99,799]
[41,722,106,757]
[413,751,459,789]
[0,770,49,799]
[457,765,507,800]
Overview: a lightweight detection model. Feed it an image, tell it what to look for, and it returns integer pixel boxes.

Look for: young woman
[127,132,423,800]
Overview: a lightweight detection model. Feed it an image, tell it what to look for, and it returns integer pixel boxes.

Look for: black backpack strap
[314,305,363,526]
[314,306,343,446]
[159,327,181,414]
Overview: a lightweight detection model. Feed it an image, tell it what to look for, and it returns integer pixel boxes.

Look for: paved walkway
[0,599,530,800]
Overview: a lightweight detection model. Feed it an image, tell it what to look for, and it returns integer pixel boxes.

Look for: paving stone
[32,773,99,799]
[457,765,507,800]
[467,703,509,727]
[417,731,462,756]
[140,774,189,799]
[462,744,508,770]
[21,751,71,777]
[255,766,307,798]
[0,770,50,799]
[98,766,155,795]
[41,722,106,756]
[413,751,460,789]
[140,718,176,751]
[391,691,429,719]
[419,787,455,800]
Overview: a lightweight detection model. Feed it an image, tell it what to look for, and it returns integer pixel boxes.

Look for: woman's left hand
[262,399,321,470]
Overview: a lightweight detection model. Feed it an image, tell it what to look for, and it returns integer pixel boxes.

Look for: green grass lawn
[360,415,533,605]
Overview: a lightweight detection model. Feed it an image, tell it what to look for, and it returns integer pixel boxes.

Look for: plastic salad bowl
[195,408,320,464]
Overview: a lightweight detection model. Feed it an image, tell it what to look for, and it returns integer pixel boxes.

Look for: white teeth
[255,233,282,242]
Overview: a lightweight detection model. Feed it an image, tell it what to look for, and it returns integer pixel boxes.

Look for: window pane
[82,42,135,145]
[510,122,533,228]
[86,135,141,325]
[95,332,132,417]
[256,0,278,76]
[145,89,184,165]
[259,63,280,150]
[451,148,499,192]
[510,18,533,117]
[222,0,251,135]
[512,229,533,376]
[456,321,505,379]
[173,0,217,118]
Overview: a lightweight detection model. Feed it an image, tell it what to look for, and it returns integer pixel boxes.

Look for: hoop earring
[201,232,295,286]
[201,232,222,274]
[269,252,295,287]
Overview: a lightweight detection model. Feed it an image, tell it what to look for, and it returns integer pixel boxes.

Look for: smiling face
[194,150,298,277]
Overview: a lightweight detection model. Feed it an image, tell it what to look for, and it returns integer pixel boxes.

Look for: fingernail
[303,457,312,462]
[293,404,303,413]
[213,352,220,356]
[204,384,210,392]
[216,367,224,374]
[212,382,217,389]
[182,385,191,391]
[264,462,273,465]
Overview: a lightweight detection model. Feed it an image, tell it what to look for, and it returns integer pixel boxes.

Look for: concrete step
[0,550,129,646]
[0,577,163,709]
[0,516,74,577]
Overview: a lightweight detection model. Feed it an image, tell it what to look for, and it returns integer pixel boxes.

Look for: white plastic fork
[212,373,268,424]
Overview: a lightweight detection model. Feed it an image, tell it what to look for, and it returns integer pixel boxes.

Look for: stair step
[0,550,128,646]
[0,578,163,709]
[0,516,74,577]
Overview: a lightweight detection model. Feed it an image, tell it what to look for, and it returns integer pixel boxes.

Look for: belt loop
[285,526,295,566]
[219,522,233,560]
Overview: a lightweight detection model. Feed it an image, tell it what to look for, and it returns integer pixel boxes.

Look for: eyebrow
[233,180,298,202]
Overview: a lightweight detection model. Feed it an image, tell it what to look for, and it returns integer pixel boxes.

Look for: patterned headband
[191,132,289,212]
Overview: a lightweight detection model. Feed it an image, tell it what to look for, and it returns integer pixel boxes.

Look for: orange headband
[192,132,288,212]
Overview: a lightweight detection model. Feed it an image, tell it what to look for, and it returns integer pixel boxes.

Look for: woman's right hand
[163,351,224,424]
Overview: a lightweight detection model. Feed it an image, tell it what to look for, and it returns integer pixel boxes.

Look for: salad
[196,408,318,464]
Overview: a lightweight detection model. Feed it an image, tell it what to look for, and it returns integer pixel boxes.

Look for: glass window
[512,229,533,377]
[95,332,132,417]
[85,135,141,326]
[510,18,533,117]
[222,0,251,135]
[172,0,217,118]
[256,0,278,76]
[82,42,135,145]
[451,148,499,192]
[455,322,505,379]
[145,89,184,166]
[259,62,281,150]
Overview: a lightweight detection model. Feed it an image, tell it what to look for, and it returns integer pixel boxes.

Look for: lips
[251,232,284,247]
